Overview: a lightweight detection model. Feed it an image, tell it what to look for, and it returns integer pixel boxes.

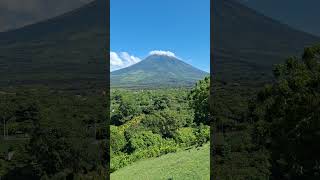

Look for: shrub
[110,153,132,172]
[128,131,163,151]
[111,138,178,172]
[110,126,127,154]
[195,124,210,145]
[130,138,178,162]
[174,127,197,147]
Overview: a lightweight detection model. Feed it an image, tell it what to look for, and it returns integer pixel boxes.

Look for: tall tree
[189,76,210,125]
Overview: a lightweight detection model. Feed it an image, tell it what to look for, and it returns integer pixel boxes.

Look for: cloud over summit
[149,50,176,58]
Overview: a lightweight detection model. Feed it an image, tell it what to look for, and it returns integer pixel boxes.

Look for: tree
[112,94,139,125]
[142,110,186,138]
[249,45,320,179]
[110,125,126,154]
[27,127,82,177]
[0,94,16,139]
[153,96,170,111]
[189,76,210,125]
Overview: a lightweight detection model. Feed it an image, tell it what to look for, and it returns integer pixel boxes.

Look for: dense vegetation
[0,88,108,179]
[212,45,320,179]
[110,78,210,173]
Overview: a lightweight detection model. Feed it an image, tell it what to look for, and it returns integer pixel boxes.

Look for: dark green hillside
[213,0,320,86]
[111,55,208,88]
[0,0,107,90]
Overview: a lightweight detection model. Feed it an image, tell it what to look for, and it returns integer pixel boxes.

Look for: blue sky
[110,0,210,72]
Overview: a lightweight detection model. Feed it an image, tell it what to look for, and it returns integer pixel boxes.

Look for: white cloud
[110,52,123,66]
[149,50,176,58]
[110,51,141,71]
[120,52,141,64]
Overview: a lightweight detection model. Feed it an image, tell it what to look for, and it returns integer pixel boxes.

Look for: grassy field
[111,144,210,180]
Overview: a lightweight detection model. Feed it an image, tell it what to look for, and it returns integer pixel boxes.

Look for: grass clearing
[111,143,210,180]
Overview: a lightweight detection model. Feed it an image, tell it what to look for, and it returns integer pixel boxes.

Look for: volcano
[111,54,208,88]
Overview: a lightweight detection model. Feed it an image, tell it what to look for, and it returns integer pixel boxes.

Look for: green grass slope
[111,144,210,180]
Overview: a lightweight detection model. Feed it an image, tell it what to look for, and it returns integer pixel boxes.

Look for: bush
[110,153,132,172]
[128,131,163,151]
[129,138,178,162]
[174,127,197,147]
[110,126,127,154]
[111,131,178,172]
[195,124,210,146]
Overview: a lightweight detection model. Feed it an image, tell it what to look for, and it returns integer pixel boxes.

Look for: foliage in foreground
[249,45,320,179]
[110,84,210,172]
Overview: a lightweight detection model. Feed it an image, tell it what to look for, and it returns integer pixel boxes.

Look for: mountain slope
[0,0,108,90]
[237,0,320,37]
[0,0,94,33]
[111,55,208,88]
[213,0,320,85]
[111,144,210,180]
